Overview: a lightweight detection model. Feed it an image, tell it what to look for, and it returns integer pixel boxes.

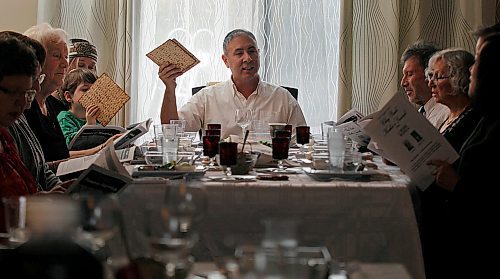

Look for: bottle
[327,127,345,171]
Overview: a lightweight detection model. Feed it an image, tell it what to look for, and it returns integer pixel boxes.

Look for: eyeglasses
[0,85,37,100]
[425,72,450,82]
[37,74,46,85]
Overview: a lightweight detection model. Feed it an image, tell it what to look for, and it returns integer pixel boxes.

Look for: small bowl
[144,151,163,165]
[231,152,260,175]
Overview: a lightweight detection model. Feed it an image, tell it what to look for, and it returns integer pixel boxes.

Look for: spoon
[241,129,250,153]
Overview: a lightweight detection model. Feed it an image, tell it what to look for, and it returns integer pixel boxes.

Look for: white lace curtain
[36,0,497,132]
[131,0,341,133]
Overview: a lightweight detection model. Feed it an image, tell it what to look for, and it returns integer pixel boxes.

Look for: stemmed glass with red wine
[219,142,238,179]
[272,130,291,172]
[203,135,220,169]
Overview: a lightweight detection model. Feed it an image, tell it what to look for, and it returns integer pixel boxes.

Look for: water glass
[327,127,345,171]
[162,124,179,165]
[153,124,163,150]
[2,196,30,246]
[170,119,186,136]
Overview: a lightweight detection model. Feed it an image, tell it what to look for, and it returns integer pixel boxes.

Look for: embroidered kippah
[69,38,98,61]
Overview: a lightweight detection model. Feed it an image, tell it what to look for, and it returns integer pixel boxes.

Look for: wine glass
[272,130,291,172]
[203,135,220,169]
[73,194,121,261]
[235,109,253,139]
[145,179,206,278]
[205,129,221,137]
[219,142,238,179]
[295,126,310,154]
[207,123,221,130]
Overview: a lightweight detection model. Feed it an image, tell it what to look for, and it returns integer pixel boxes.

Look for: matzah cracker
[78,73,130,126]
[146,38,200,73]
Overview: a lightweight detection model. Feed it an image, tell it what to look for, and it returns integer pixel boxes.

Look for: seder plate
[302,167,378,181]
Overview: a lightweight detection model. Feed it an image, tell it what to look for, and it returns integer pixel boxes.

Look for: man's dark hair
[0,33,37,82]
[400,40,441,69]
[472,34,500,119]
[473,22,500,39]
[223,29,257,54]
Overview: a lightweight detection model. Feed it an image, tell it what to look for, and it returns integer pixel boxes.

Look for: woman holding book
[0,33,67,207]
[426,34,500,278]
[419,48,481,278]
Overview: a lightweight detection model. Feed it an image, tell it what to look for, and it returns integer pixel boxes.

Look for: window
[131,0,341,133]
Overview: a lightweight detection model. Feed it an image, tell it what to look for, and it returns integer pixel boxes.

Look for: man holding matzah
[155,29,307,139]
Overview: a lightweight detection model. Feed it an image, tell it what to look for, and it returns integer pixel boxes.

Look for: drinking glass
[203,135,220,169]
[170,119,186,137]
[145,180,206,278]
[73,194,121,261]
[272,130,291,172]
[205,129,221,137]
[295,126,310,154]
[235,109,253,138]
[2,196,30,246]
[219,142,238,178]
[153,124,164,151]
[207,123,221,130]
[162,124,179,165]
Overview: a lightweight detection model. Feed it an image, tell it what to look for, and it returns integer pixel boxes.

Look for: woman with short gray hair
[420,48,482,278]
[426,48,480,149]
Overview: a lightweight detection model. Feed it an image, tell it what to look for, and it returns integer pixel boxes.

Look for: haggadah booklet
[360,92,459,191]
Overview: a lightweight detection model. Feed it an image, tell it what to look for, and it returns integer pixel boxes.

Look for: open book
[61,145,133,194]
[113,118,152,150]
[68,125,125,151]
[360,92,459,191]
[335,108,371,146]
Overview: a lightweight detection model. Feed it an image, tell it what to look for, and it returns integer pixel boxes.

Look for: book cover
[66,164,132,195]
[113,118,152,150]
[68,125,126,151]
[361,92,459,190]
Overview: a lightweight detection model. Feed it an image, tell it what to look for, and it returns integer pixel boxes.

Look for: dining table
[120,155,425,279]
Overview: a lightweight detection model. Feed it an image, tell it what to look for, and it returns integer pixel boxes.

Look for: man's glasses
[0,85,37,100]
[425,71,450,82]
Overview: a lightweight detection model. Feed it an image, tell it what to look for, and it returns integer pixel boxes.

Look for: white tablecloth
[120,158,425,279]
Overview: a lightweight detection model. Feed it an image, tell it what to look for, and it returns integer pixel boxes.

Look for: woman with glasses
[426,33,500,279]
[2,31,67,192]
[418,48,481,279]
[426,49,480,151]
[0,35,40,204]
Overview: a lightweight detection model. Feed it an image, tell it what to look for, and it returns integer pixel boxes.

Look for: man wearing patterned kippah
[68,38,98,73]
